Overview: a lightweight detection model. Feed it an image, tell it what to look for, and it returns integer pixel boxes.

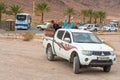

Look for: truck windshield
[72,32,102,44]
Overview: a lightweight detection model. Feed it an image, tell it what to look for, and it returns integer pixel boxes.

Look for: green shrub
[2,19,7,23]
[21,32,35,41]
[4,27,9,31]
[32,22,39,26]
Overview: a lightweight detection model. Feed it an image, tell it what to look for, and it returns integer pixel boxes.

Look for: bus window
[17,15,26,20]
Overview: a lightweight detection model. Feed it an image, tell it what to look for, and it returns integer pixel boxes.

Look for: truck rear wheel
[114,29,117,32]
[73,56,80,74]
[109,29,111,32]
[39,27,43,31]
[103,65,111,72]
[46,46,54,61]
[94,29,97,32]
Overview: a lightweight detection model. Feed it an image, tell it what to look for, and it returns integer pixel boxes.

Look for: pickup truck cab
[78,24,100,32]
[36,22,50,31]
[102,24,118,32]
[43,29,116,74]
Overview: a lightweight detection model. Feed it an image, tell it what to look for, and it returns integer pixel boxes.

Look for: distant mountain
[2,0,120,23]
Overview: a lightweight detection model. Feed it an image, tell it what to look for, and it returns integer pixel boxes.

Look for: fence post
[6,19,15,31]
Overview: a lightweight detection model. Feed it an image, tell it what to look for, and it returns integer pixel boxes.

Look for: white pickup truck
[43,29,116,74]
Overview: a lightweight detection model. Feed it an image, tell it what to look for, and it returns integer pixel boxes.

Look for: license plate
[97,57,109,61]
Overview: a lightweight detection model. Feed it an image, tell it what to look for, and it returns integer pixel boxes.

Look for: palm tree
[7,4,23,19]
[80,9,88,22]
[98,11,106,24]
[0,2,6,23]
[93,11,99,24]
[87,9,93,23]
[35,2,50,23]
[65,7,75,24]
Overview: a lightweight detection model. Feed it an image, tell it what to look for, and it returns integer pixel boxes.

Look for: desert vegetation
[7,4,23,19]
[0,2,6,23]
[80,9,106,24]
[35,2,50,23]
[0,2,23,21]
[21,32,34,41]
[65,7,75,24]
[0,1,107,24]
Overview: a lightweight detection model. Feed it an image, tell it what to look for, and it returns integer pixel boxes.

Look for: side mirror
[64,38,70,43]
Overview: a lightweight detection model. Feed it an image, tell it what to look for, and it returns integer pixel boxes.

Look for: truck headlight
[82,51,93,56]
[110,51,115,56]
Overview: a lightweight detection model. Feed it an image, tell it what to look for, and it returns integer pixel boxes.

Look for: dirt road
[0,34,120,80]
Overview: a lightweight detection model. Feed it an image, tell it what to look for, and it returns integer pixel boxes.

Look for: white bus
[15,13,32,29]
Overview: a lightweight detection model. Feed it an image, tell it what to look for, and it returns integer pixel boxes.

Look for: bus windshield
[17,15,26,20]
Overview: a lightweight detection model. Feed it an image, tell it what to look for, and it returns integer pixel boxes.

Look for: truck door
[53,30,65,57]
[60,31,72,59]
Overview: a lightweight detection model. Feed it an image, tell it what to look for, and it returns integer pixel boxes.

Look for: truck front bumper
[89,60,112,67]
[78,55,116,66]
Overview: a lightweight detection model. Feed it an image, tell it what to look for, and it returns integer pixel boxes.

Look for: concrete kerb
[0,33,44,42]
[94,32,120,35]
[0,32,119,42]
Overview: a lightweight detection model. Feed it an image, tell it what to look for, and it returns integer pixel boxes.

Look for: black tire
[114,29,117,32]
[103,65,111,72]
[94,29,97,32]
[109,29,111,32]
[39,27,43,31]
[73,56,80,74]
[46,46,54,61]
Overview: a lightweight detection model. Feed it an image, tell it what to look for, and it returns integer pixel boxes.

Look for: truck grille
[92,51,111,56]
[89,60,112,66]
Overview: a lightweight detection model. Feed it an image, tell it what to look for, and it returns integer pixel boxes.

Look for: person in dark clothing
[47,20,55,30]
[73,23,78,29]
[53,22,61,31]
[47,20,62,32]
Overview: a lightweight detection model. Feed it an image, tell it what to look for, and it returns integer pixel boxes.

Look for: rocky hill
[1,0,120,23]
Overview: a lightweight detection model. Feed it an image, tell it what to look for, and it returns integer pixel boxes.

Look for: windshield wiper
[75,41,84,43]
[75,41,101,44]
[86,42,102,44]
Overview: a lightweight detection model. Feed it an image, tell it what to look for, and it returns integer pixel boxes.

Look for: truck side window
[64,32,71,43]
[57,31,64,40]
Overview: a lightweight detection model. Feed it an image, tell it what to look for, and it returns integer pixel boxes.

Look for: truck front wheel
[103,65,111,72]
[73,56,80,74]
[46,46,54,61]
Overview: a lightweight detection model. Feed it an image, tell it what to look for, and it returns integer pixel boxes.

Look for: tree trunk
[100,17,102,24]
[90,16,92,23]
[68,15,71,24]
[0,13,1,23]
[94,18,97,24]
[14,14,17,20]
[41,12,44,23]
[83,16,85,22]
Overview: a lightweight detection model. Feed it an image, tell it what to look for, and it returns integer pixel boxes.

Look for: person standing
[73,23,78,29]
[47,20,61,31]
[53,20,61,31]
[64,16,74,29]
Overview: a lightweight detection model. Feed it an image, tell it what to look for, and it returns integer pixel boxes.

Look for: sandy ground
[98,34,120,57]
[0,34,120,80]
